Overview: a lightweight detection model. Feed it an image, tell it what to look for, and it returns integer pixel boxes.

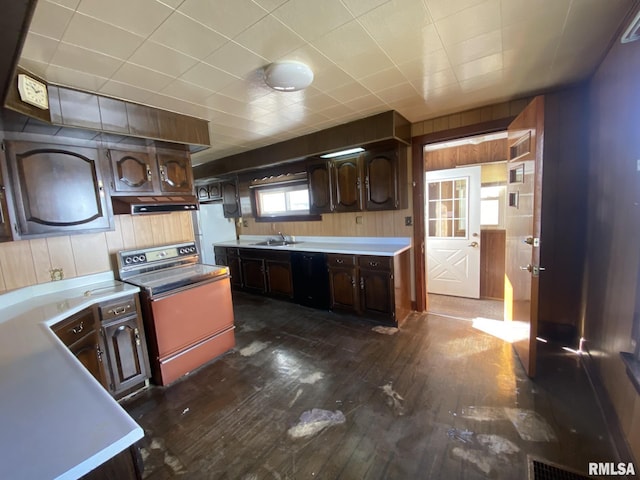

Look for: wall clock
[17,73,49,110]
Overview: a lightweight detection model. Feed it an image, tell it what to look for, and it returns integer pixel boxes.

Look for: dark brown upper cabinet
[155,148,193,194]
[307,158,333,214]
[362,148,399,211]
[4,140,113,238]
[332,156,363,212]
[306,144,407,215]
[221,177,241,218]
[106,146,194,196]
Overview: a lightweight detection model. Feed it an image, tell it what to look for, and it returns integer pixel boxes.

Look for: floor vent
[529,456,592,480]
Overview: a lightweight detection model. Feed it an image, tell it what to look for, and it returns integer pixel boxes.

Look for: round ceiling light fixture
[264,61,314,92]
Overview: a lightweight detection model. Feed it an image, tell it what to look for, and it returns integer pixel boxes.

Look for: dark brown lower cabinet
[265,258,293,298]
[328,260,359,313]
[240,255,266,293]
[98,295,150,399]
[359,269,394,318]
[52,306,108,388]
[80,445,142,480]
[215,247,242,289]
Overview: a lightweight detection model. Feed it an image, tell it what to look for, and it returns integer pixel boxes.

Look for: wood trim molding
[411,117,514,312]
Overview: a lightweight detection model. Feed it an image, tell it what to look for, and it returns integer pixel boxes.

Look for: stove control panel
[118,242,199,270]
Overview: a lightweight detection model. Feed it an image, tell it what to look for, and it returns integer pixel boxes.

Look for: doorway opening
[423,131,508,322]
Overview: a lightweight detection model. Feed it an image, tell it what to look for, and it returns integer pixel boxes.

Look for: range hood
[111,196,199,215]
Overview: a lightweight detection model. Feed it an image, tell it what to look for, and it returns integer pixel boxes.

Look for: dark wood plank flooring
[122,292,617,479]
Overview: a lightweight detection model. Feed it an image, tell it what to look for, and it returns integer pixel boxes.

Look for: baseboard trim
[580,348,636,466]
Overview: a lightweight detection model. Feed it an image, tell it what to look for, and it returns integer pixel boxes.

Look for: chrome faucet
[278,231,287,242]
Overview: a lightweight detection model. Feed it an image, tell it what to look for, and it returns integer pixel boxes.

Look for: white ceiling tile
[99,80,155,104]
[272,0,353,42]
[359,67,407,92]
[233,15,306,61]
[62,13,145,60]
[204,42,268,78]
[374,81,421,103]
[179,62,238,93]
[341,0,392,17]
[312,102,355,120]
[111,63,174,92]
[313,20,394,79]
[459,69,503,92]
[149,12,228,59]
[20,33,60,65]
[397,49,452,80]
[294,92,341,111]
[252,0,289,13]
[45,64,108,91]
[128,42,199,78]
[178,0,267,38]
[434,0,500,45]
[161,79,215,105]
[445,29,502,66]
[424,0,486,21]
[48,0,81,9]
[409,68,459,96]
[156,0,184,8]
[217,78,272,103]
[343,93,382,111]
[453,52,502,81]
[17,59,49,78]
[501,0,570,27]
[29,1,74,39]
[326,82,373,102]
[77,0,173,37]
[204,93,270,118]
[51,42,123,78]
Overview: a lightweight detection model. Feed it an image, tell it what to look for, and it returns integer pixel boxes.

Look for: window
[254,183,310,217]
[480,185,505,227]
[427,178,468,238]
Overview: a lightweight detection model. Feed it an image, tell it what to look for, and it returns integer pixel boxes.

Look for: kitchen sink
[251,239,301,246]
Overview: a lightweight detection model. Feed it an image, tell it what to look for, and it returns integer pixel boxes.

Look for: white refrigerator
[192,203,237,265]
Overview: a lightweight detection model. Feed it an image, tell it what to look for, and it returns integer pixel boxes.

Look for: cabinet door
[307,159,333,214]
[332,157,362,212]
[70,330,109,388]
[266,260,293,298]
[0,159,13,242]
[107,149,155,194]
[359,268,394,321]
[102,316,150,395]
[221,179,241,218]
[328,266,359,312]
[241,257,266,293]
[5,141,112,237]
[156,149,193,194]
[227,251,242,289]
[363,149,398,210]
[196,185,210,201]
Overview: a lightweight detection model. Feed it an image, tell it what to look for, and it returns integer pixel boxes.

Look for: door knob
[520,264,533,272]
[520,264,546,275]
[468,241,478,247]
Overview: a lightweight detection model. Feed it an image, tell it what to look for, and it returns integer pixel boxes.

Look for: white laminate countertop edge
[214,235,412,256]
[0,273,144,480]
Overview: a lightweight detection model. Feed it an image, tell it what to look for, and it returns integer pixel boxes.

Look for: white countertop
[0,272,144,480]
[214,235,411,256]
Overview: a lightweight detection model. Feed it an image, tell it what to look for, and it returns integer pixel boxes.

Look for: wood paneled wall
[584,6,640,464]
[424,138,507,171]
[0,212,194,293]
[480,229,505,299]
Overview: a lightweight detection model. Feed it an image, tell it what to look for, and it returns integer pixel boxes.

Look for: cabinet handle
[369,261,379,267]
[98,180,104,197]
[96,345,103,363]
[360,277,364,289]
[71,321,84,334]
[146,164,153,181]
[351,279,356,287]
[336,259,344,264]
[356,178,361,189]
[160,166,167,182]
[134,327,141,346]
[109,305,130,315]
[365,176,369,189]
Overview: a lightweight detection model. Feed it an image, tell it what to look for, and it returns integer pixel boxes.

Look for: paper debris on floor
[287,408,346,439]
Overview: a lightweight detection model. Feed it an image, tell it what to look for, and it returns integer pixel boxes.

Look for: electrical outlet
[405,216,413,226]
[50,268,64,281]
[356,216,363,224]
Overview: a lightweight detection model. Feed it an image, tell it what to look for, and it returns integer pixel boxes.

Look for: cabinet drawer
[327,254,356,268]
[99,296,137,321]
[53,309,96,347]
[358,255,392,271]
[226,247,240,257]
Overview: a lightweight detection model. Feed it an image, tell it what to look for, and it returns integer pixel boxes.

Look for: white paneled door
[425,166,481,298]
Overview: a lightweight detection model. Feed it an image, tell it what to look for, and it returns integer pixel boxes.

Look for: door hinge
[523,237,540,247]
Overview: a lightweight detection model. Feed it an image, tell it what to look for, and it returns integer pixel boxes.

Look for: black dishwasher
[291,252,330,310]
